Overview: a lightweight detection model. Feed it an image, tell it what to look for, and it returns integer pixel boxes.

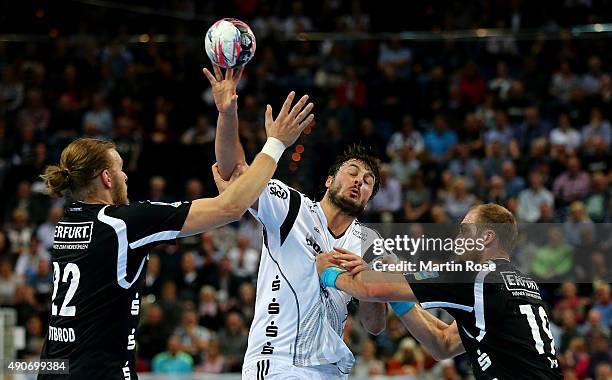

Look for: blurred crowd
[0,0,611,378]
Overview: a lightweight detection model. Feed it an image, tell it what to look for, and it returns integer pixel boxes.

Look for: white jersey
[243,180,383,376]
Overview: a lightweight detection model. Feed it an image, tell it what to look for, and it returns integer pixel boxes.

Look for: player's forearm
[179,152,276,235]
[358,301,386,335]
[397,305,465,360]
[335,272,417,302]
[215,111,246,180]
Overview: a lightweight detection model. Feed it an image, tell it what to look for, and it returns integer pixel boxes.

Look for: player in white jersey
[204,66,388,379]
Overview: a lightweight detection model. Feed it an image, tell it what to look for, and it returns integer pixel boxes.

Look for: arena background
[0,1,611,379]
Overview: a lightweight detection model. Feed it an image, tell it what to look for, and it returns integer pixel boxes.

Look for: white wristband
[261,137,286,163]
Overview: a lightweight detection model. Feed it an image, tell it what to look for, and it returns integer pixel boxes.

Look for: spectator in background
[198,286,223,331]
[201,339,226,373]
[15,236,49,280]
[550,113,581,153]
[550,62,579,104]
[148,176,171,203]
[459,61,486,106]
[0,259,19,305]
[152,335,193,374]
[368,164,402,222]
[137,303,171,367]
[584,172,609,222]
[235,283,256,325]
[485,110,514,152]
[594,363,611,380]
[174,309,214,363]
[180,115,215,146]
[501,160,525,198]
[143,254,163,297]
[553,156,590,207]
[531,227,573,282]
[514,106,551,153]
[5,180,48,225]
[588,335,611,379]
[82,92,112,138]
[592,283,612,328]
[177,251,202,303]
[386,337,425,376]
[489,61,513,102]
[579,309,610,343]
[386,115,424,160]
[482,140,509,178]
[158,281,182,328]
[217,312,248,372]
[378,36,412,79]
[581,56,604,96]
[226,235,258,280]
[389,145,420,190]
[335,66,366,109]
[448,143,480,188]
[423,114,457,163]
[35,206,62,252]
[352,339,385,376]
[6,208,34,256]
[282,1,312,34]
[443,177,477,221]
[581,108,611,153]
[561,337,590,379]
[402,172,431,222]
[112,115,141,173]
[486,175,507,205]
[458,112,484,157]
[17,89,49,133]
[563,201,596,246]
[0,66,24,114]
[517,171,554,222]
[555,282,587,323]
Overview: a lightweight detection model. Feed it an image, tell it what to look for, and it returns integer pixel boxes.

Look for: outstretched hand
[265,91,315,148]
[203,65,244,114]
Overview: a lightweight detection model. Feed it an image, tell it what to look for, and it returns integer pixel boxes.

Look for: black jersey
[39,200,191,380]
[407,258,563,380]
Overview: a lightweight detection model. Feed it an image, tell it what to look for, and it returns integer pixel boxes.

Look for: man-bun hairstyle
[42,138,116,198]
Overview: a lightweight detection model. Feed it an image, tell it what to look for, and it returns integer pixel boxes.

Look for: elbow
[218,193,249,222]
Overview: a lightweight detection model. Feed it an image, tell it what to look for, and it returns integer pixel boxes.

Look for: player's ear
[482,229,496,247]
[101,169,112,189]
[325,176,333,188]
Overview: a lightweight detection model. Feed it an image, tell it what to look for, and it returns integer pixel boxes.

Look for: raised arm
[179,92,314,236]
[396,305,465,361]
[204,65,246,180]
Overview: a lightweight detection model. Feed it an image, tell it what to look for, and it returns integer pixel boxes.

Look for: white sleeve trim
[97,206,147,289]
[420,302,474,312]
[129,230,180,249]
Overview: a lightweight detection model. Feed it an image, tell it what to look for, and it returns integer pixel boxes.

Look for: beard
[327,180,367,217]
[111,173,129,205]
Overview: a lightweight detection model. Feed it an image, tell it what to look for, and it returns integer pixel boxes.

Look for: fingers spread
[289,95,309,119]
[279,91,296,116]
[296,102,314,124]
[235,66,244,83]
[213,65,223,81]
[203,68,216,84]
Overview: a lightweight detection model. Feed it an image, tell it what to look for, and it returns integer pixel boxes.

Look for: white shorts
[242,360,349,380]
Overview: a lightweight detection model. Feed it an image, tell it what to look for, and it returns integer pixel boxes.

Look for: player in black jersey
[37,91,314,380]
[316,204,563,380]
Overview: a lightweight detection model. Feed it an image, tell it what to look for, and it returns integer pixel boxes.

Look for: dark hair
[327,144,381,198]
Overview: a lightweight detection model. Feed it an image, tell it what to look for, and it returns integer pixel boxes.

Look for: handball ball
[204,18,256,69]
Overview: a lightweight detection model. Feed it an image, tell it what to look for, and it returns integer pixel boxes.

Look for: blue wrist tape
[321,267,347,289]
[389,301,417,316]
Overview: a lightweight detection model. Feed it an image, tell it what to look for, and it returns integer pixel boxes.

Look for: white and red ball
[204,18,256,69]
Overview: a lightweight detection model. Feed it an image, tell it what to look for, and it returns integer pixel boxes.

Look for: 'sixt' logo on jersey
[269,183,288,199]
